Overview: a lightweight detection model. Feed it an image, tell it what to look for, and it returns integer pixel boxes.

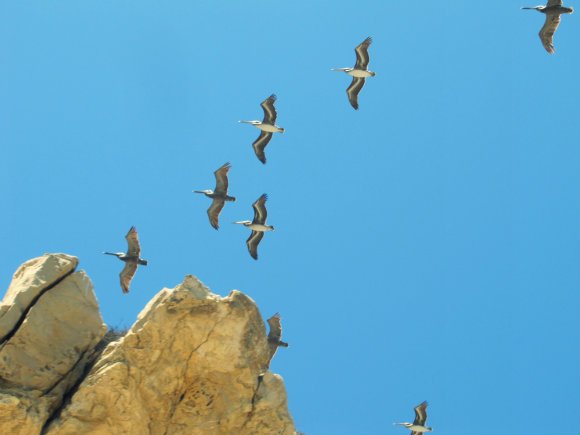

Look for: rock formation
[0,254,296,435]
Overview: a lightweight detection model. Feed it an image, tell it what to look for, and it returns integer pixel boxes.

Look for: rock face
[0,254,107,435]
[0,254,295,435]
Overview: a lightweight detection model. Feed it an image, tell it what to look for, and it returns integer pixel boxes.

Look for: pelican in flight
[193,162,236,230]
[522,0,574,54]
[239,94,285,164]
[331,37,376,110]
[233,194,274,260]
[394,401,432,435]
[266,313,289,366]
[104,226,148,293]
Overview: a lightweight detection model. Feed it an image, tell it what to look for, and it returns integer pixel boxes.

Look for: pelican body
[522,1,574,53]
[104,226,148,293]
[332,36,376,110]
[193,162,236,230]
[234,193,274,260]
[394,401,432,435]
[239,94,285,164]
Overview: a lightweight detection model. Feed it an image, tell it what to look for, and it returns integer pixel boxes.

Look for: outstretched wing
[253,131,272,164]
[119,261,138,294]
[547,0,563,6]
[346,77,366,110]
[267,313,283,343]
[252,194,268,224]
[267,313,283,362]
[261,94,278,124]
[213,162,231,194]
[125,226,141,257]
[207,198,225,230]
[354,36,372,70]
[246,231,264,260]
[539,13,561,54]
[413,401,428,426]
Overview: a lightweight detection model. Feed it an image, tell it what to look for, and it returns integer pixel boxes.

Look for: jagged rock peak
[0,253,106,435]
[0,254,296,435]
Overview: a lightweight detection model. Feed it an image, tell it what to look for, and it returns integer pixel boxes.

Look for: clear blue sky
[1,1,579,434]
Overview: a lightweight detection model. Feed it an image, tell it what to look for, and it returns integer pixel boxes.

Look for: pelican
[104,226,148,293]
[522,1,574,54]
[331,37,376,110]
[266,312,289,365]
[394,401,432,435]
[233,193,274,260]
[256,312,288,389]
[193,162,236,230]
[239,94,285,164]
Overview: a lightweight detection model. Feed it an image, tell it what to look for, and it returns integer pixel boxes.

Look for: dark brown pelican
[193,162,236,230]
[394,401,433,434]
[331,37,376,110]
[233,194,274,260]
[522,1,574,53]
[239,94,285,164]
[266,313,289,365]
[104,226,148,293]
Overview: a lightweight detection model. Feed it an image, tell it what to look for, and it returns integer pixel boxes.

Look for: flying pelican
[331,37,376,110]
[394,401,433,435]
[522,0,574,54]
[239,94,285,164]
[193,162,236,230]
[233,193,274,260]
[104,226,148,293]
[256,312,289,391]
[266,312,289,366]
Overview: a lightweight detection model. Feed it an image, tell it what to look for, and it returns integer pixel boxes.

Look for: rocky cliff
[0,254,296,435]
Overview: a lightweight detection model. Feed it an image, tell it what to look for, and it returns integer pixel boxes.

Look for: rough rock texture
[0,254,107,435]
[0,254,296,435]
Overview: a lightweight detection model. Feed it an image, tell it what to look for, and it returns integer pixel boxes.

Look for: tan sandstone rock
[0,254,107,435]
[45,275,296,435]
[0,255,295,435]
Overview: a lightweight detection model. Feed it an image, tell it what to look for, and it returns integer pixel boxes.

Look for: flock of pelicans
[99,1,574,432]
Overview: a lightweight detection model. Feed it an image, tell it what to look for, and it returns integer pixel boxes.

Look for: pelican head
[393,422,432,432]
[233,220,252,226]
[331,68,351,72]
[239,120,260,125]
[193,189,212,195]
[521,6,545,11]
[104,252,124,258]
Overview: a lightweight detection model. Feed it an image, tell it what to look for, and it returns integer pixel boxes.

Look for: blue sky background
[1,1,579,434]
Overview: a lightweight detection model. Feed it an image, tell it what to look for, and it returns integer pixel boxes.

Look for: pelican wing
[125,226,141,257]
[207,198,225,230]
[214,162,231,194]
[246,230,264,260]
[346,77,366,110]
[413,401,428,426]
[252,194,268,224]
[539,13,561,54]
[267,313,283,343]
[261,94,278,124]
[354,36,372,70]
[547,0,563,6]
[267,313,283,361]
[253,131,273,164]
[119,261,138,294]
